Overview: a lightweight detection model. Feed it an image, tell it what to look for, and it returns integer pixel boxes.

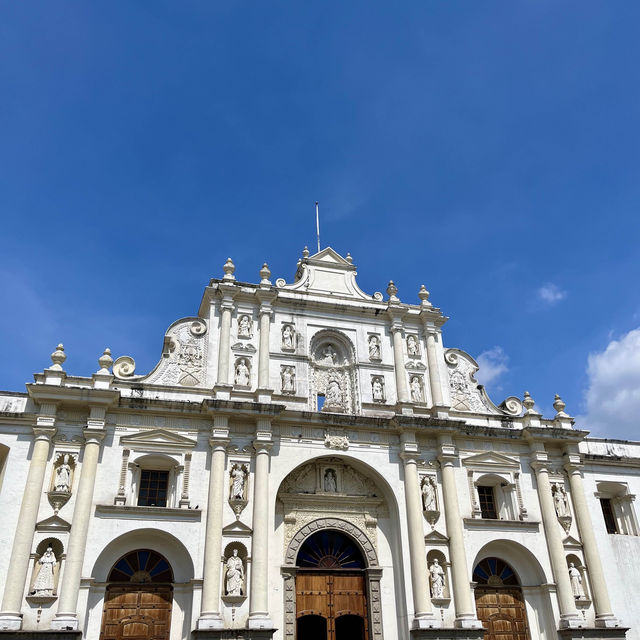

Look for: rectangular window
[600,498,618,534]
[477,485,498,519]
[138,470,169,507]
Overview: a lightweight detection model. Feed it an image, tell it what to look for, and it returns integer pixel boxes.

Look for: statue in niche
[225,549,244,596]
[372,377,384,402]
[410,376,423,403]
[230,465,246,500]
[238,315,252,338]
[429,559,445,599]
[32,547,57,596]
[281,366,295,393]
[282,325,294,349]
[324,469,337,492]
[407,335,419,356]
[326,379,343,407]
[368,335,381,360]
[568,563,583,598]
[54,455,72,493]
[552,483,570,518]
[235,359,250,386]
[321,344,338,365]
[422,476,437,511]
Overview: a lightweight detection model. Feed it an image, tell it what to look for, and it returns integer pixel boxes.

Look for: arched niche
[222,541,248,600]
[308,329,359,414]
[566,553,590,601]
[28,537,64,601]
[427,549,451,601]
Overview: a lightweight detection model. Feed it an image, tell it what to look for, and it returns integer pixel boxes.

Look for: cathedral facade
[0,248,638,640]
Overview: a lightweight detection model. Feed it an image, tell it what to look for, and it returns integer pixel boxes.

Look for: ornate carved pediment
[445,349,502,415]
[462,451,521,470]
[119,429,197,453]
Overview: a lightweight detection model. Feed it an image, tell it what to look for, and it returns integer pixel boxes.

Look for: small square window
[138,470,169,507]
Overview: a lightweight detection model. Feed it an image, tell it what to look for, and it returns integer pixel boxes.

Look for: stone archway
[282,518,383,640]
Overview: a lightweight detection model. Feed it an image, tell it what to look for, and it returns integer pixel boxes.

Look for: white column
[425,330,444,407]
[437,438,483,629]
[216,295,234,387]
[399,433,438,630]
[248,420,274,630]
[52,428,105,630]
[390,324,409,404]
[197,424,229,630]
[255,290,275,403]
[565,454,619,627]
[530,451,580,628]
[0,423,55,630]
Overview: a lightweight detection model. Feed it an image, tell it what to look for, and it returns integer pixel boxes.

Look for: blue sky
[1,2,639,438]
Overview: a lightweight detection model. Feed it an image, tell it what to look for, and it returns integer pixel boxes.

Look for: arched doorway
[100,549,173,640]
[473,557,531,640]
[295,529,368,640]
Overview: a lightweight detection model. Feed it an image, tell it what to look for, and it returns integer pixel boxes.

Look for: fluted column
[390,324,409,404]
[399,434,438,630]
[197,422,229,630]
[0,421,56,630]
[530,450,580,628]
[565,453,619,627]
[425,330,444,407]
[52,428,105,630]
[437,437,483,629]
[248,420,274,630]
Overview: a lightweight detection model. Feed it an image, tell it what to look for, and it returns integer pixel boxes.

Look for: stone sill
[463,518,540,531]
[95,504,201,521]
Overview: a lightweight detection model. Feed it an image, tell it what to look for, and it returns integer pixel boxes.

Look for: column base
[595,615,623,629]
[0,614,22,632]
[247,615,274,630]
[454,616,484,630]
[192,630,275,640]
[395,402,415,416]
[50,615,79,631]
[558,627,629,640]
[411,628,485,640]
[411,614,441,630]
[559,614,585,629]
[196,614,224,631]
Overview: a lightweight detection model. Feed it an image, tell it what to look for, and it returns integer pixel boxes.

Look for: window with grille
[138,470,169,507]
[477,485,498,519]
[600,497,618,534]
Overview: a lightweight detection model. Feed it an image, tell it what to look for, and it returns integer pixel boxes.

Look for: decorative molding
[119,429,197,453]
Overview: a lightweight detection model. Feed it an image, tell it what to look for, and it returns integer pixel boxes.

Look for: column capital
[253,439,273,454]
[256,288,277,307]
[33,425,56,441]
[83,428,106,445]
[530,460,550,473]
[209,436,229,451]
[399,451,420,465]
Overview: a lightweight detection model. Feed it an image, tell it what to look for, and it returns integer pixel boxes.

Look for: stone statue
[322,345,338,365]
[407,335,419,356]
[225,549,244,596]
[282,325,294,349]
[238,315,251,338]
[32,547,57,596]
[230,465,246,500]
[368,335,381,359]
[372,377,384,402]
[553,483,570,518]
[235,359,250,386]
[568,563,583,598]
[324,469,337,492]
[410,376,423,403]
[326,380,342,407]
[429,559,445,599]
[281,366,295,393]
[422,476,437,511]
[54,455,72,492]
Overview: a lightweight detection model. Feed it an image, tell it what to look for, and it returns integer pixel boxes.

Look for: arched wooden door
[100,549,173,640]
[295,530,369,640]
[473,558,530,640]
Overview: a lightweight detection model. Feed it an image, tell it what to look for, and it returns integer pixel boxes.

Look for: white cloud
[476,346,509,389]
[579,328,640,438]
[537,283,567,304]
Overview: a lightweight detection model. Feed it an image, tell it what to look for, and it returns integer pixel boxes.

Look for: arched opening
[295,530,369,640]
[100,549,173,640]
[473,557,531,640]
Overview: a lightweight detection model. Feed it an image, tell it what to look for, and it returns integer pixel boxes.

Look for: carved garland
[283,518,383,640]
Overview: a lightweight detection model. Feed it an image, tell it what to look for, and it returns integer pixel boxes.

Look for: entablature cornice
[26,383,120,409]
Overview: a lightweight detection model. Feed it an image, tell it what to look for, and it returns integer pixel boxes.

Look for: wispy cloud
[537,283,566,305]
[577,328,640,438]
[476,346,509,390]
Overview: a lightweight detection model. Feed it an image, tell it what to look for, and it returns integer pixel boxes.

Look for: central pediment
[119,428,197,452]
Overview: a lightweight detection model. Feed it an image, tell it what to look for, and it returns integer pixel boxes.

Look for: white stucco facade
[0,247,637,640]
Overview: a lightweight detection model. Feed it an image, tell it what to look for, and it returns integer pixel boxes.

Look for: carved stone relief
[445,349,500,414]
[234,358,251,387]
[406,334,420,357]
[371,375,385,403]
[282,324,296,351]
[368,334,381,361]
[237,314,252,339]
[280,365,296,394]
[48,452,77,514]
[409,375,425,403]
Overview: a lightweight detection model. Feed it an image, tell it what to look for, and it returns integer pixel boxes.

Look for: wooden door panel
[475,587,530,640]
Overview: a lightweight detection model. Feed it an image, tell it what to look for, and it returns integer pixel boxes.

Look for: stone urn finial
[98,348,113,373]
[302,246,310,258]
[50,344,66,371]
[523,391,536,413]
[419,284,431,307]
[223,257,236,281]
[387,280,399,302]
[259,262,271,285]
[346,252,353,264]
[553,394,568,418]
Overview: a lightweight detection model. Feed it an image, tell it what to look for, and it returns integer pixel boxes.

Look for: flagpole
[315,201,321,253]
